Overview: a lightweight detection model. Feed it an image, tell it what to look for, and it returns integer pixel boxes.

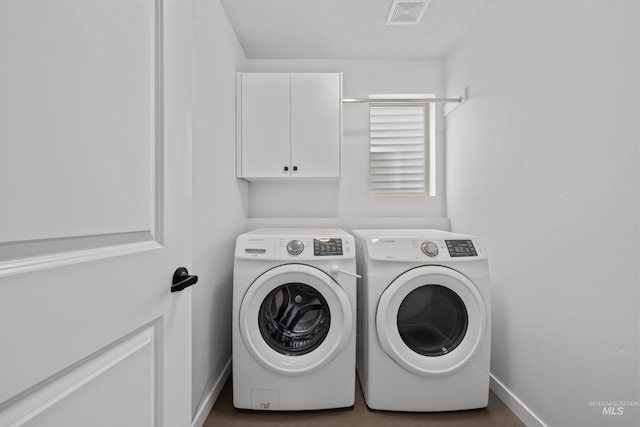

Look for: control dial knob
[286,239,304,255]
[421,241,439,257]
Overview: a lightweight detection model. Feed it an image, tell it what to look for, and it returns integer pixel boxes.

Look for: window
[369,100,432,194]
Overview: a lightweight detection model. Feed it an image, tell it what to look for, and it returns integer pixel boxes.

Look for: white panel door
[0,0,193,426]
[240,73,291,178]
[291,73,341,178]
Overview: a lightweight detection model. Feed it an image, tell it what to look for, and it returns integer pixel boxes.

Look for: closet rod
[342,96,462,104]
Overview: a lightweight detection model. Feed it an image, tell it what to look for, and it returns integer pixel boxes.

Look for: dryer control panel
[362,235,486,262]
[416,238,483,259]
[445,239,478,257]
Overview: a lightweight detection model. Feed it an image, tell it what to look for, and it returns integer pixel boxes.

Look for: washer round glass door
[239,264,352,376]
[376,266,487,377]
[259,282,330,356]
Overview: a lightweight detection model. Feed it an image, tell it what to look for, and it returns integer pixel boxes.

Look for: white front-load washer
[353,229,491,412]
[233,228,358,410]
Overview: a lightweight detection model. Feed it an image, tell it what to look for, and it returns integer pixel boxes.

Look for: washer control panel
[236,231,355,260]
[313,238,343,256]
[420,241,439,257]
[286,238,344,256]
[286,239,304,255]
[280,236,350,258]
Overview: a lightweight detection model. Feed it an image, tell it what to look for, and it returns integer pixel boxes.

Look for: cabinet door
[240,73,291,178]
[291,73,341,178]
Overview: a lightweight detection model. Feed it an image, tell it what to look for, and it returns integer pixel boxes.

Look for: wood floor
[203,375,525,426]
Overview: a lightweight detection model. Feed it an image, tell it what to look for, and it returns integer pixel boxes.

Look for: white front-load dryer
[233,228,358,410]
[353,229,491,412]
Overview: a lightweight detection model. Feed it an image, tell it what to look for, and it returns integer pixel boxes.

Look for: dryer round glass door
[376,265,487,377]
[239,264,352,376]
[397,284,468,357]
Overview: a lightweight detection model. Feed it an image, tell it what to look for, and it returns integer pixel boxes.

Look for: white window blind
[369,104,427,193]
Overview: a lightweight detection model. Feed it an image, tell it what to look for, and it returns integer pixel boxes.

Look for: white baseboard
[191,358,232,427]
[191,362,543,426]
[490,374,547,427]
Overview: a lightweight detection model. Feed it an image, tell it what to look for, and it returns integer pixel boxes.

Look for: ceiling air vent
[386,0,431,25]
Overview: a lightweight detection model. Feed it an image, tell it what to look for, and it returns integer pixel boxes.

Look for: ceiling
[218,0,493,60]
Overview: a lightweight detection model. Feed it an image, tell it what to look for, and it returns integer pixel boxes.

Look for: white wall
[190,14,449,424]
[244,59,447,220]
[445,1,640,426]
[192,0,248,422]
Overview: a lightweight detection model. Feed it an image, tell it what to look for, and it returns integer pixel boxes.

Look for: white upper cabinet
[238,73,291,179]
[237,72,342,180]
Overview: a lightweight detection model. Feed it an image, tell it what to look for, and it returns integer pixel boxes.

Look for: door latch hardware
[171,267,198,292]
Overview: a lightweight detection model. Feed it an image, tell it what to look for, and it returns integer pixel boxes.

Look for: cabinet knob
[284,166,289,172]
[293,166,298,171]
